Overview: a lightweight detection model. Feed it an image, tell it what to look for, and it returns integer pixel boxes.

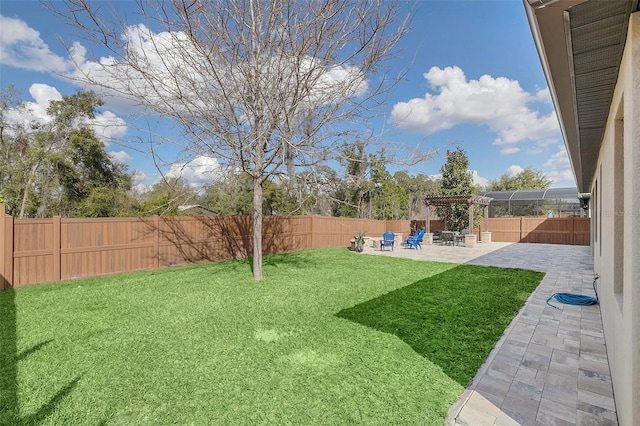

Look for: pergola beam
[423,194,493,234]
[423,195,493,207]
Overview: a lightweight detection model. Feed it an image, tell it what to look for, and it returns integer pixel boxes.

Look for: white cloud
[89,111,128,145]
[108,150,132,164]
[390,66,560,146]
[501,147,520,155]
[0,15,71,72]
[132,170,149,183]
[29,83,63,107]
[4,83,128,145]
[470,170,489,188]
[3,15,368,150]
[4,83,62,126]
[166,156,222,188]
[544,146,575,186]
[427,170,488,188]
[534,87,552,103]
[67,24,367,116]
[526,148,543,155]
[304,58,369,101]
[506,165,524,176]
[535,138,559,148]
[130,170,153,194]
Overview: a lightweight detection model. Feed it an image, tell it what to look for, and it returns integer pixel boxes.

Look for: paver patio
[363,241,616,425]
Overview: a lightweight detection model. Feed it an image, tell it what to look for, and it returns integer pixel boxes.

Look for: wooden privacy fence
[487,216,590,245]
[1,203,589,290]
[411,217,590,245]
[0,205,409,289]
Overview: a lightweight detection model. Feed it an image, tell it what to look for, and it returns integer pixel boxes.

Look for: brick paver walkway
[363,242,616,425]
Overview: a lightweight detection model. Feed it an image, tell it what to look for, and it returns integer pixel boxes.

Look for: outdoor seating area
[400,229,474,248]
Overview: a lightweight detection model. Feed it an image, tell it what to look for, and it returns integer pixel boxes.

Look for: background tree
[333,142,409,220]
[0,87,134,217]
[487,167,551,191]
[368,151,408,220]
[139,177,198,216]
[334,141,374,218]
[0,85,33,216]
[199,172,307,216]
[394,171,441,219]
[295,166,340,216]
[199,174,254,216]
[56,0,410,280]
[486,167,552,217]
[437,147,479,231]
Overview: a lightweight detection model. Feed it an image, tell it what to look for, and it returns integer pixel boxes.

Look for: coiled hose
[546,274,599,309]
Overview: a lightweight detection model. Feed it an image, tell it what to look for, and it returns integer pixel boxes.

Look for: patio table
[441,231,458,246]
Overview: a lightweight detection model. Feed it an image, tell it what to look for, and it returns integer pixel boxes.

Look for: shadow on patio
[359,242,615,425]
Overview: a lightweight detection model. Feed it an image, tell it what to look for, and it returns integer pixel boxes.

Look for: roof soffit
[524,0,638,192]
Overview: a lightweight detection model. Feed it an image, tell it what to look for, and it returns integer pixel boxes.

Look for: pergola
[423,194,493,235]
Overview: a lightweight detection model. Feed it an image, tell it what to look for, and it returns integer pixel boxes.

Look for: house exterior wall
[592,11,640,426]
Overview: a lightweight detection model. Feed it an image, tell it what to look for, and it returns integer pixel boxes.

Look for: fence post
[153,215,160,269]
[520,216,524,242]
[570,216,575,245]
[53,216,61,282]
[0,203,6,290]
[0,206,14,290]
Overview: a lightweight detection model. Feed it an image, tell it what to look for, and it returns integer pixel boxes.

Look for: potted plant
[353,233,365,252]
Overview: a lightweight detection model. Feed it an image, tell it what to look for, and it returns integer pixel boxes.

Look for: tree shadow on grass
[0,289,82,425]
[262,249,322,269]
[335,264,543,386]
[21,376,82,425]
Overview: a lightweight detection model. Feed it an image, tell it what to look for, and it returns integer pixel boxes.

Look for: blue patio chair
[404,229,425,249]
[380,232,395,251]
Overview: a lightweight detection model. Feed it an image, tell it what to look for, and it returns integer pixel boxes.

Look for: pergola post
[481,204,492,243]
[484,205,489,232]
[425,204,431,233]
[468,203,474,235]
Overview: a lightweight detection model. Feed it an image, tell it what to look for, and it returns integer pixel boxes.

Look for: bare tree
[52,0,411,280]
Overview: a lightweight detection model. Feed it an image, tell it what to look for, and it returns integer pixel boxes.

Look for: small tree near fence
[437,147,481,230]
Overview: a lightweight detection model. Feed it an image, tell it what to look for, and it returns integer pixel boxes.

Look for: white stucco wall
[592,11,640,426]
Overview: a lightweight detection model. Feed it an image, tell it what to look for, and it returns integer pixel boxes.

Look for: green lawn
[0,248,543,425]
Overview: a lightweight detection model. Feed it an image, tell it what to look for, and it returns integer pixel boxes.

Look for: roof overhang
[523,0,638,192]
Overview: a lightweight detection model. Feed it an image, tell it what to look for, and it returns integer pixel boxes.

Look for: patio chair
[404,229,425,249]
[441,231,455,246]
[380,232,395,251]
[455,229,469,246]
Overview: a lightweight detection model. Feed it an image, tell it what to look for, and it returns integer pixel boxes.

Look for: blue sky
[0,0,575,191]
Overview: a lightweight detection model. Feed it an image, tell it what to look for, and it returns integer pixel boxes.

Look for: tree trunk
[18,170,35,219]
[252,175,263,281]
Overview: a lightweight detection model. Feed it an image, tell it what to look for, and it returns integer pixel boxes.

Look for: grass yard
[0,248,543,425]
